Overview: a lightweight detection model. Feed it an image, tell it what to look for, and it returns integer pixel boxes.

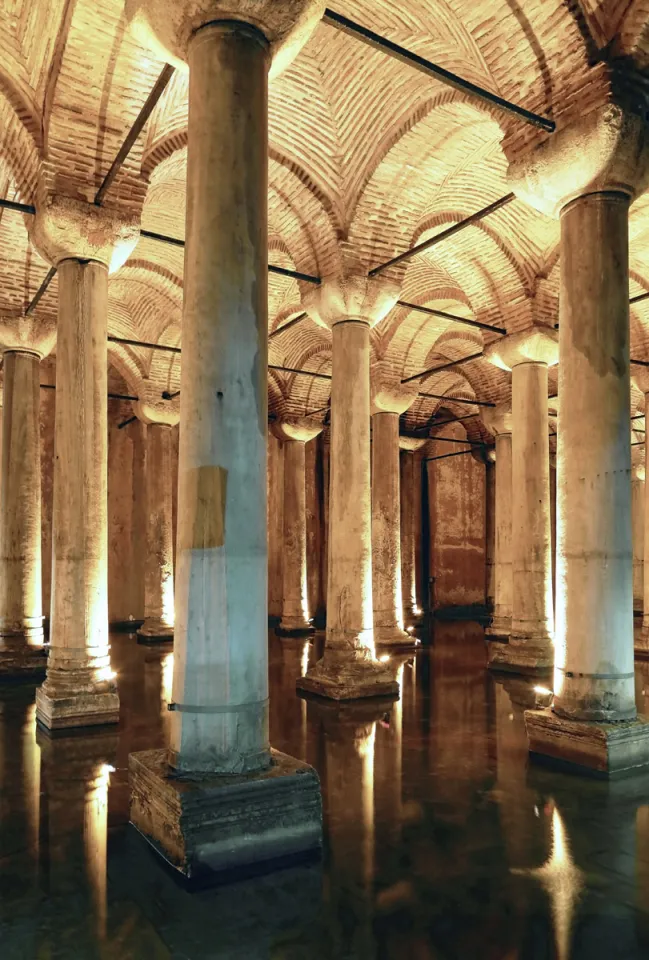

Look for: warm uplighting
[413,605,422,616]
[96,667,116,683]
[406,625,414,633]
[534,685,553,697]
[378,654,390,663]
[161,652,174,704]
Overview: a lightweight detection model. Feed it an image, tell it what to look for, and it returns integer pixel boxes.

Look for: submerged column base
[0,637,47,680]
[129,748,322,880]
[487,634,553,674]
[137,618,174,643]
[485,615,512,639]
[525,708,649,778]
[373,624,418,650]
[276,616,315,637]
[36,687,119,730]
[297,655,399,701]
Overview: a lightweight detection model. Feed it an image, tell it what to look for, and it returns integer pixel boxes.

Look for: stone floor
[1,622,649,958]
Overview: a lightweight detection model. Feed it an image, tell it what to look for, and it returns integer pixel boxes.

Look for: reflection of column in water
[38,730,117,948]
[637,804,649,948]
[0,693,41,868]
[309,699,390,959]
[374,662,404,850]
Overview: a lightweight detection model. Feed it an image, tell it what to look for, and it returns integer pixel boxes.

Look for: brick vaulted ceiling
[2,0,649,446]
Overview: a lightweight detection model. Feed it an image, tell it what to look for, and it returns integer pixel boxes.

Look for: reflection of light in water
[301,642,310,760]
[513,805,584,960]
[301,641,310,678]
[161,652,174,704]
[360,723,376,887]
[22,704,40,859]
[161,567,175,629]
[85,763,109,941]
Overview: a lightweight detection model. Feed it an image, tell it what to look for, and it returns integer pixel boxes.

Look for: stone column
[510,103,649,774]
[126,0,323,877]
[484,403,513,638]
[272,418,322,635]
[399,437,426,625]
[640,391,649,654]
[485,330,557,673]
[296,276,400,700]
[30,195,140,730]
[370,370,417,646]
[0,350,46,676]
[135,389,179,642]
[633,462,645,618]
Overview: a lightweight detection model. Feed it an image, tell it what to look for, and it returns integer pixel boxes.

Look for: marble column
[30,198,140,730]
[135,391,179,642]
[126,0,323,877]
[296,276,401,701]
[633,463,645,618]
[399,437,426,625]
[0,350,46,676]
[370,373,417,646]
[510,104,649,774]
[485,330,557,674]
[272,418,322,635]
[484,403,513,638]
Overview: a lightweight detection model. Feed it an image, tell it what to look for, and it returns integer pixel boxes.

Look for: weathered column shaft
[139,422,174,638]
[171,22,270,773]
[642,397,649,642]
[400,451,417,621]
[37,258,118,729]
[0,351,43,644]
[511,361,553,645]
[372,412,405,640]
[489,432,513,635]
[281,439,310,631]
[328,320,374,651]
[554,192,635,720]
[633,465,645,614]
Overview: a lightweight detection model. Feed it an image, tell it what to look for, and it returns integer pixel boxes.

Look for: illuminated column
[370,370,417,646]
[272,419,322,635]
[297,276,400,700]
[126,0,323,876]
[633,462,645,619]
[0,351,46,676]
[136,389,179,642]
[484,403,513,638]
[485,330,557,674]
[640,390,649,654]
[399,437,426,624]
[30,195,140,730]
[510,104,649,774]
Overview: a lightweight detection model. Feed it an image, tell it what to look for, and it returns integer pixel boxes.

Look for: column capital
[483,401,512,437]
[485,327,558,372]
[509,104,649,218]
[0,313,55,360]
[304,275,400,331]
[136,381,180,426]
[371,361,417,415]
[399,436,427,452]
[127,0,324,78]
[271,417,323,443]
[30,173,141,271]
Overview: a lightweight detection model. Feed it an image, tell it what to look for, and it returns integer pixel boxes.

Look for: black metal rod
[397,299,505,335]
[417,390,495,408]
[426,434,483,447]
[268,312,308,340]
[632,441,644,446]
[269,364,331,380]
[402,350,484,384]
[0,197,36,215]
[424,448,481,463]
[371,194,516,277]
[322,9,555,132]
[630,291,649,306]
[108,334,181,353]
[118,415,138,430]
[26,267,57,315]
[39,383,139,402]
[631,358,649,368]
[95,64,175,206]
[139,227,185,248]
[162,389,181,400]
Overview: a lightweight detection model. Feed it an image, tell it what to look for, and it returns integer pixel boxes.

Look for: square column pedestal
[525,710,649,778]
[129,749,322,880]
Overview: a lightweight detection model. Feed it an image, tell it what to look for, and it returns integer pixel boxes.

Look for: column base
[373,624,418,649]
[487,636,553,675]
[129,747,322,881]
[276,618,315,637]
[137,619,174,643]
[525,708,649,778]
[0,641,47,680]
[485,615,512,639]
[36,686,120,731]
[296,656,399,702]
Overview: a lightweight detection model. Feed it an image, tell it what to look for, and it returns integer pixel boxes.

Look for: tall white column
[484,403,513,638]
[126,0,324,877]
[272,418,322,634]
[509,104,649,775]
[30,196,140,730]
[297,276,401,701]
[399,437,426,625]
[0,350,46,676]
[485,331,557,674]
